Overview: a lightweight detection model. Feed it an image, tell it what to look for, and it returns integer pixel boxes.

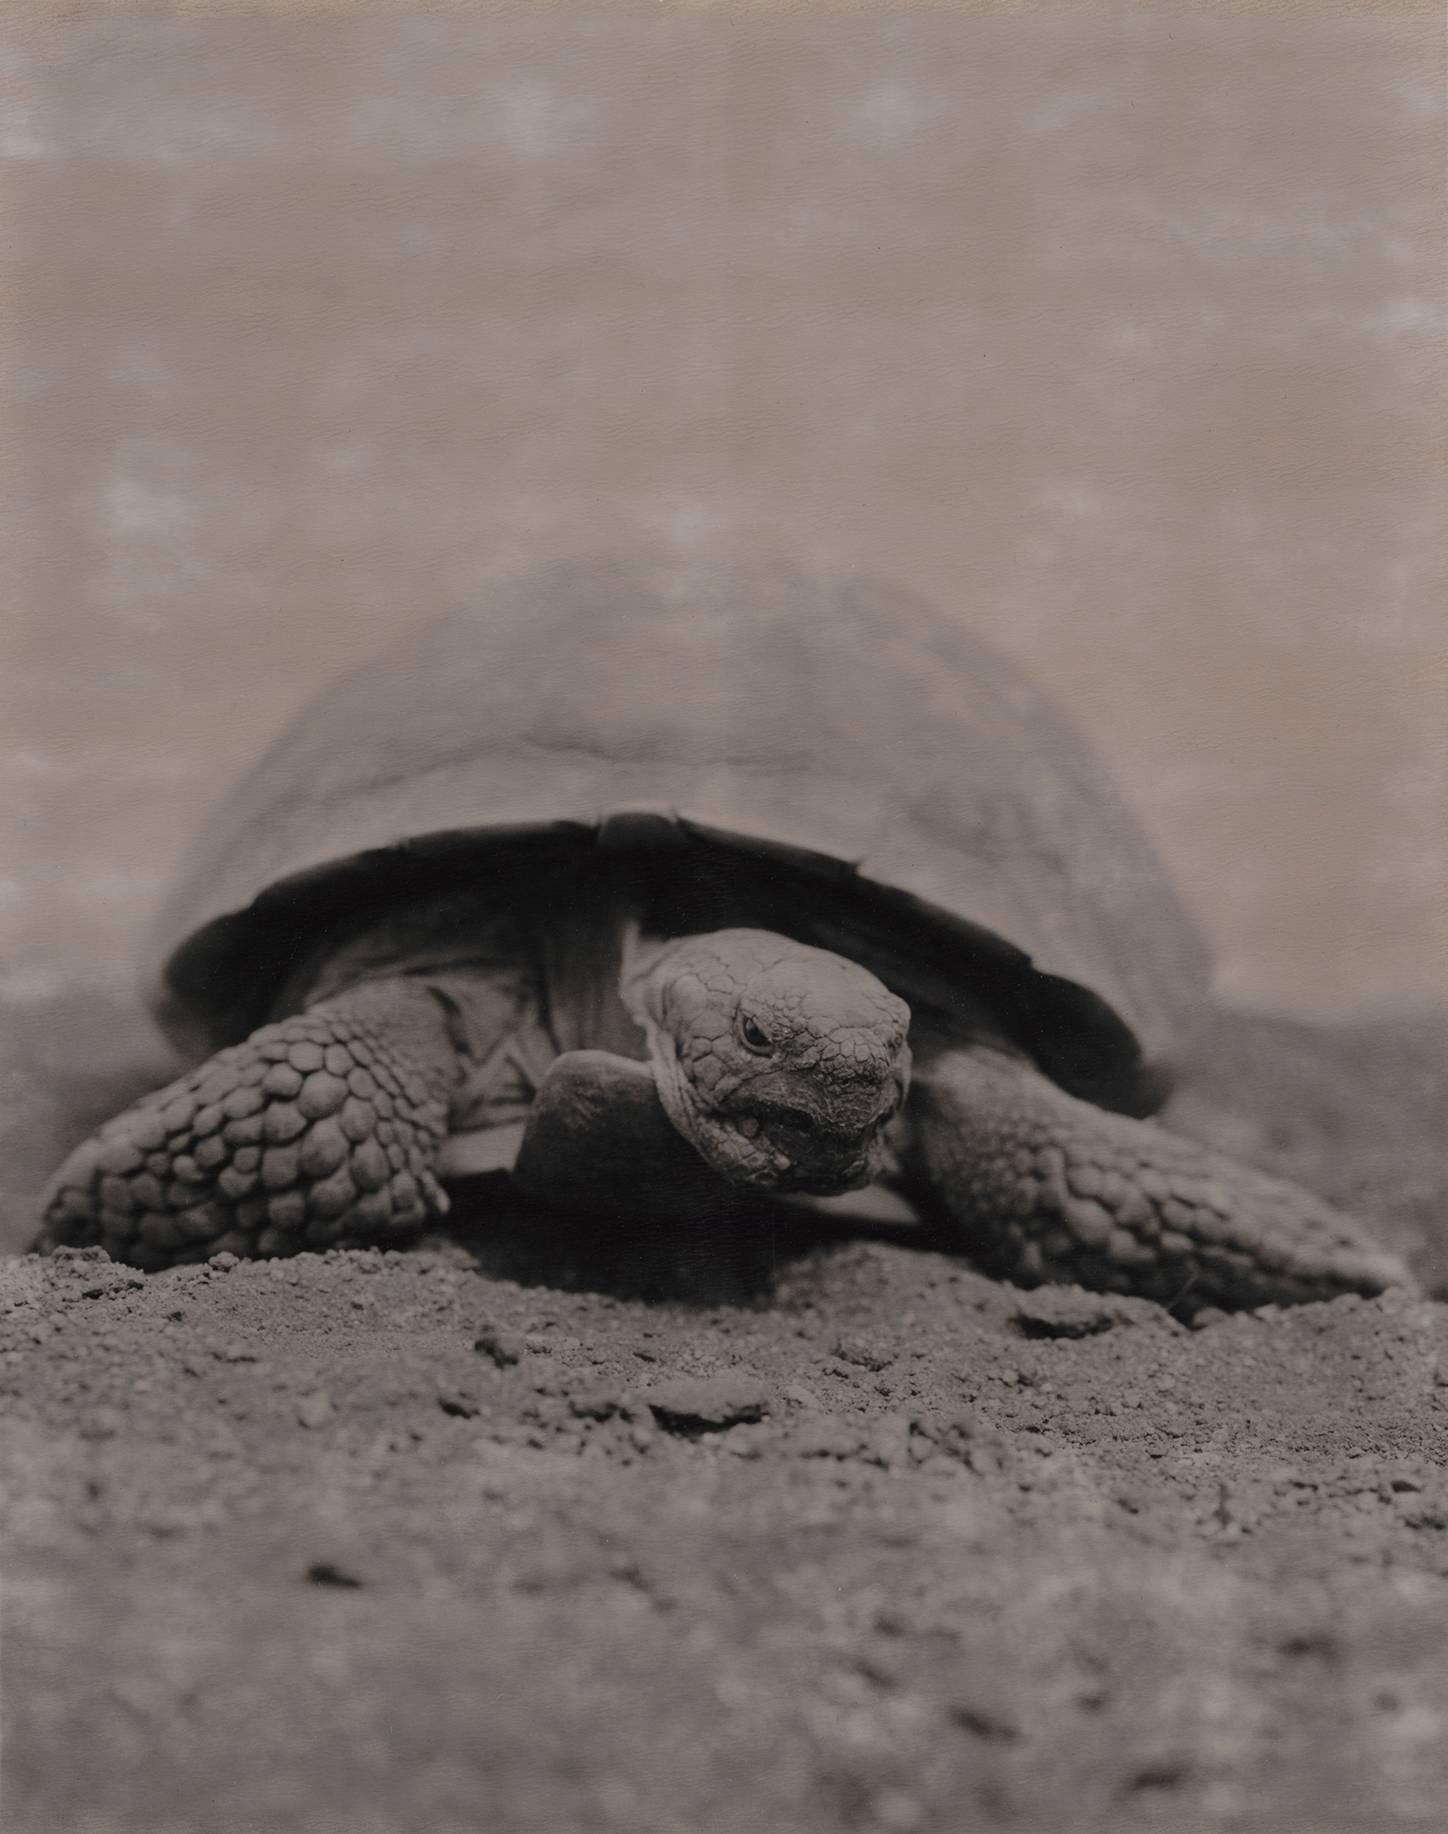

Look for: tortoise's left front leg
[904,1046,1414,1310]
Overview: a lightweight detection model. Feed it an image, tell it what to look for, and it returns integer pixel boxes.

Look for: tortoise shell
[146,558,1210,1112]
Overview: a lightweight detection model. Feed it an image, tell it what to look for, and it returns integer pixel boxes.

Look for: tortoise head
[630,929,911,1194]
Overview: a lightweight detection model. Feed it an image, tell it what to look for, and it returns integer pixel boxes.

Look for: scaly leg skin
[36,978,460,1271]
[907,1047,1415,1310]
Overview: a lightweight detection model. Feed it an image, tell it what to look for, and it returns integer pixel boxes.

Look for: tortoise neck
[536,873,651,1060]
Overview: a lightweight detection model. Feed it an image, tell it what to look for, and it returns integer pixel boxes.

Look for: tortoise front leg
[905,1047,1414,1310]
[37,978,460,1270]
[511,1051,740,1218]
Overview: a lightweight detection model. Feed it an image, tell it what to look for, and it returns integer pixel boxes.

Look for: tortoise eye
[738,1014,773,1054]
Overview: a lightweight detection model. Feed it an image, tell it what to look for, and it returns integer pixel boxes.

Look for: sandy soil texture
[2,990,1446,1833]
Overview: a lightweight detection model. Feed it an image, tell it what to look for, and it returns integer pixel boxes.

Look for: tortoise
[37,557,1411,1310]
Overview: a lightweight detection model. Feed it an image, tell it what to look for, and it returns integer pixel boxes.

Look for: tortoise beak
[728,1083,904,1194]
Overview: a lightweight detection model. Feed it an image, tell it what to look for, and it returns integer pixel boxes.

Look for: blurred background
[4,0,1444,1021]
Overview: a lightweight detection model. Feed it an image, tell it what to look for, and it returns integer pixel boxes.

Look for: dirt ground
[2,987,1446,1833]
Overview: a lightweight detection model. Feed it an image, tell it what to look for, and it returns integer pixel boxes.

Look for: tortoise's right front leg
[36,978,460,1270]
[511,1050,740,1217]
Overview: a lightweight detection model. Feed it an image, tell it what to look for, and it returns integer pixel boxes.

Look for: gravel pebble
[781,1381,823,1410]
[831,1335,896,1372]
[474,1326,526,1368]
[568,1384,631,1421]
[296,1390,334,1429]
[792,1413,868,1460]
[1012,1289,1163,1339]
[644,1374,772,1433]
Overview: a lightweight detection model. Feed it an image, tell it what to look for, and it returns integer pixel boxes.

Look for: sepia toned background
[3,0,1444,1021]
